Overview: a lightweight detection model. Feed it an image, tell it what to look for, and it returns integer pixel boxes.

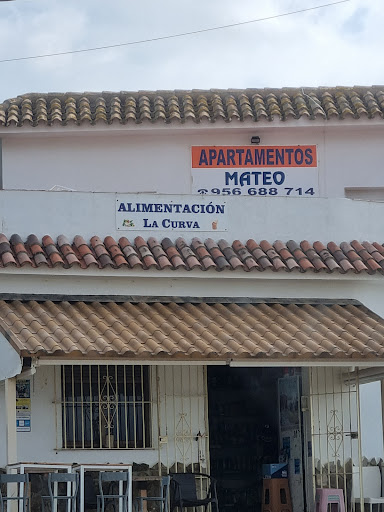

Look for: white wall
[0,365,207,470]
[0,189,384,243]
[0,271,383,314]
[359,382,384,460]
[0,333,21,380]
[2,124,384,198]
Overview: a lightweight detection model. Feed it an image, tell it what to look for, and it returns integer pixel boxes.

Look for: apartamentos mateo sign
[192,145,318,197]
[116,195,227,231]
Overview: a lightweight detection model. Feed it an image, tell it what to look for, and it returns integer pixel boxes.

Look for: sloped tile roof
[2,300,384,361]
[1,86,384,127]
[0,234,384,275]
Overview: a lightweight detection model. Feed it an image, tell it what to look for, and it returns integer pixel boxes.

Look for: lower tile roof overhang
[2,300,384,364]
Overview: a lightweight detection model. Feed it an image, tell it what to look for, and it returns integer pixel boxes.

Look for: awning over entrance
[1,300,384,361]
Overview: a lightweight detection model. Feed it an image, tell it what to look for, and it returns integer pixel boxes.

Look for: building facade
[0,87,384,512]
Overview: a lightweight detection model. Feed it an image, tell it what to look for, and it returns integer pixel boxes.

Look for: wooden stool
[315,488,345,512]
[262,478,292,512]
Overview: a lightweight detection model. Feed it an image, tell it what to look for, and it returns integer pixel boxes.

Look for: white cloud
[0,0,382,100]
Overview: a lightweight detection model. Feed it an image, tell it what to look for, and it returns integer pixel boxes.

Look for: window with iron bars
[61,365,151,449]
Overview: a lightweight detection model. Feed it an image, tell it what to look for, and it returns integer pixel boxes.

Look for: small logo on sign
[122,219,135,227]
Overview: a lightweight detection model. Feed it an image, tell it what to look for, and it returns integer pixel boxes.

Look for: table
[6,462,73,474]
[73,463,133,512]
[6,462,73,512]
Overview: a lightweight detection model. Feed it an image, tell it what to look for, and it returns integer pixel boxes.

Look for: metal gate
[309,367,363,510]
[156,365,210,474]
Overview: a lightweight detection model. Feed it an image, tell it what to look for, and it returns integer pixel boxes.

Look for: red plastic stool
[315,488,345,512]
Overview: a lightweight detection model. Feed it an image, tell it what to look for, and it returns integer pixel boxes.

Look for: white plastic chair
[351,467,384,512]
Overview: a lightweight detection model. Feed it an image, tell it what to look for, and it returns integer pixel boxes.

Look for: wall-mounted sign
[192,145,318,197]
[16,379,31,432]
[116,195,228,231]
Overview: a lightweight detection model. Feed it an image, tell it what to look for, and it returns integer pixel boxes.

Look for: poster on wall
[116,194,228,232]
[192,145,318,197]
[278,376,300,431]
[16,379,31,432]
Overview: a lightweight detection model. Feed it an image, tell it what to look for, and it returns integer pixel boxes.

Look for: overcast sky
[0,0,381,101]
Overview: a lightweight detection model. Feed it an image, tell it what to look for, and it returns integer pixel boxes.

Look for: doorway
[207,366,282,512]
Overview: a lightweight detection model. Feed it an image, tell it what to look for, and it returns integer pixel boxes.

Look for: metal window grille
[61,365,152,449]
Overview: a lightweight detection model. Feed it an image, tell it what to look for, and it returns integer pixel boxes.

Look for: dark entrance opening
[207,366,282,512]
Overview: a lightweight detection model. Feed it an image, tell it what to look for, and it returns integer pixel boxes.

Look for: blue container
[262,463,288,478]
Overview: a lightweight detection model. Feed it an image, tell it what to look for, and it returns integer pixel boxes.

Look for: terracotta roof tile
[2,251,17,266]
[0,236,17,267]
[102,236,127,268]
[372,242,384,255]
[3,300,384,361]
[118,237,143,268]
[71,244,97,269]
[350,239,381,272]
[175,238,201,269]
[205,238,231,270]
[0,234,383,275]
[77,251,98,268]
[2,87,384,127]
[282,240,308,271]
[160,238,186,269]
[340,241,360,260]
[246,239,273,270]
[134,236,158,268]
[300,241,328,271]
[11,242,25,255]
[147,237,173,269]
[362,241,384,268]
[327,242,355,273]
[25,234,49,266]
[17,252,34,267]
[56,235,80,267]
[75,236,94,256]
[190,238,216,269]
[313,241,342,272]
[232,240,259,271]
[90,236,114,267]
[28,242,44,256]
[218,239,244,270]
[260,240,287,271]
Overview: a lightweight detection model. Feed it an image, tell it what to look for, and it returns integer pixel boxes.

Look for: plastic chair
[97,471,130,512]
[351,467,384,512]
[41,473,79,512]
[0,474,30,512]
[134,476,170,512]
[170,473,219,512]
